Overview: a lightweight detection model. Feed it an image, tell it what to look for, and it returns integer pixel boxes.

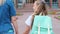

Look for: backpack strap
[39,12,45,16]
[31,15,35,29]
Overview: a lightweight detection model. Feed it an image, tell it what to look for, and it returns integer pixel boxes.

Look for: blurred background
[13,0,60,9]
[12,0,60,34]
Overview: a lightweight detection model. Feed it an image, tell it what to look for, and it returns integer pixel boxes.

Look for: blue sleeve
[7,0,16,16]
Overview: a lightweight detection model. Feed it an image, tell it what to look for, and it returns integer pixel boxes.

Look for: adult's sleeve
[7,0,16,16]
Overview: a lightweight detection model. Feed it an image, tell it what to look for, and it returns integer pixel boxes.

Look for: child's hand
[15,31,19,34]
[23,32,29,34]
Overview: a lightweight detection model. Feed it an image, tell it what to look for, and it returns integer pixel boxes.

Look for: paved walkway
[17,12,60,34]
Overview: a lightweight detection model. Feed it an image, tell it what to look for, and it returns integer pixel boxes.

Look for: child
[0,0,18,34]
[23,0,48,34]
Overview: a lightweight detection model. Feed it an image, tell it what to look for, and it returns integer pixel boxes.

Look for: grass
[16,12,23,16]
[48,11,60,15]
[58,16,60,18]
[48,12,53,14]
[48,12,56,15]
[55,16,60,20]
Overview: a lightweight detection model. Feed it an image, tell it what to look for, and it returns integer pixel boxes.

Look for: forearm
[11,16,18,34]
[12,21,18,34]
[23,26,31,34]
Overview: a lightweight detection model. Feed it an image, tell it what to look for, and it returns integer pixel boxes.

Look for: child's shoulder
[28,15,32,19]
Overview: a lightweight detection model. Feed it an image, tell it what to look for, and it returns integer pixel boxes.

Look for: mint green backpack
[30,15,54,34]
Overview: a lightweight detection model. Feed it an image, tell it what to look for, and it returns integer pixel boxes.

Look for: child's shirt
[25,15,32,26]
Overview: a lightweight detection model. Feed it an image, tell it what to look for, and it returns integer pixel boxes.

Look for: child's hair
[31,1,48,28]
